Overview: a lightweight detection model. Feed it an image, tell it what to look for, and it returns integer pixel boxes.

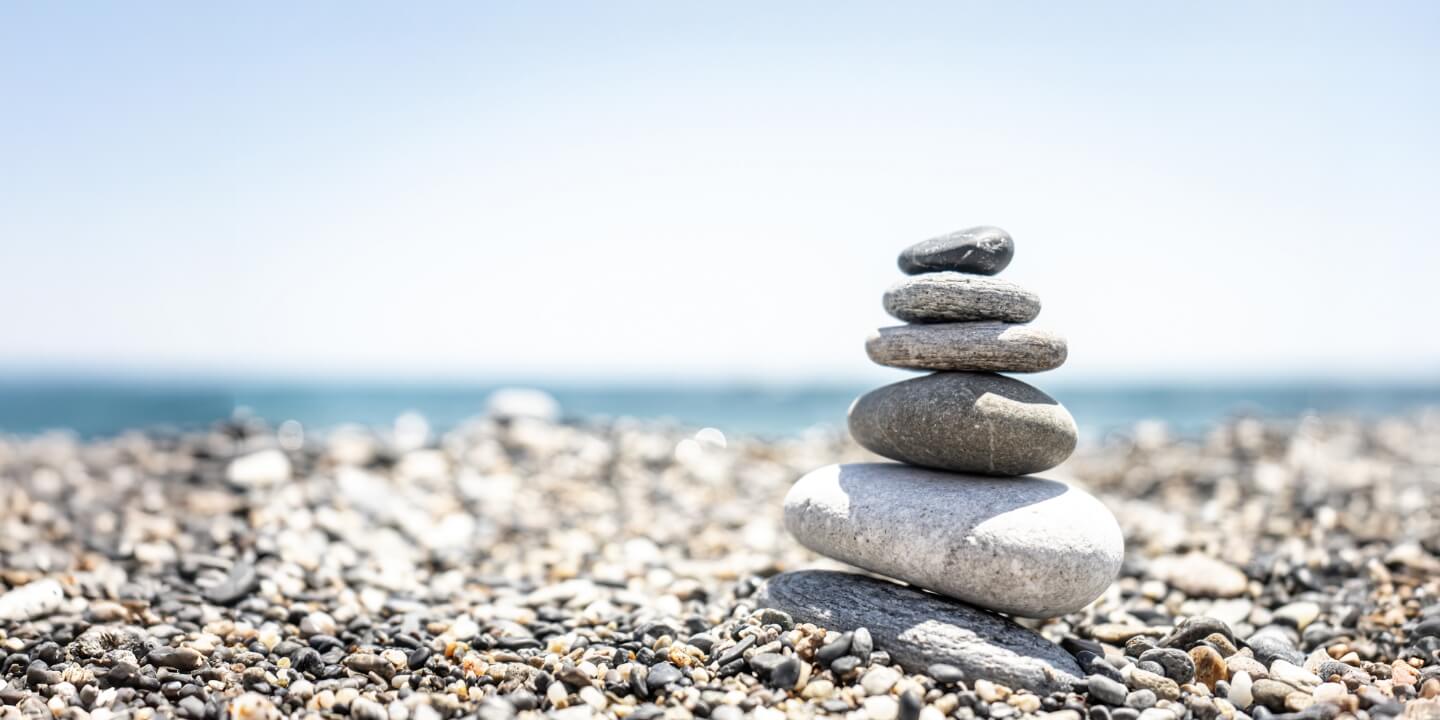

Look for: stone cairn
[759,227,1124,694]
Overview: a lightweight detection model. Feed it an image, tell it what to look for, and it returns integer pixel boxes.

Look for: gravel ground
[1,409,1439,720]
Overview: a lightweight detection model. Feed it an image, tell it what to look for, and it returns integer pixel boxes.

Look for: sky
[3,2,1438,384]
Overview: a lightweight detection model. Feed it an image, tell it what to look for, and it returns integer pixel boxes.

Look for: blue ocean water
[2,378,1439,440]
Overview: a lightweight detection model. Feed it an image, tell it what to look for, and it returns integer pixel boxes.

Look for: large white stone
[783,463,1124,618]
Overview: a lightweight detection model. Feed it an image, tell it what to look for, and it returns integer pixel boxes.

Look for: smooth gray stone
[756,569,1082,693]
[848,372,1077,475]
[783,463,1124,617]
[884,273,1040,324]
[866,322,1066,373]
[898,226,1014,275]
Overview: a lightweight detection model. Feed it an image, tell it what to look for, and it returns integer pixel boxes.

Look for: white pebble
[1229,671,1253,708]
[864,695,900,720]
[861,666,901,695]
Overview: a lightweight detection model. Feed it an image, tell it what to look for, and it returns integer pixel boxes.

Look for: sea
[2,377,1439,441]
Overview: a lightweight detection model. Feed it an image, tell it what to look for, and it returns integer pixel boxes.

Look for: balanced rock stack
[759,227,1124,693]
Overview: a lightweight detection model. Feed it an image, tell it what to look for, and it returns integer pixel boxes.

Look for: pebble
[0,579,64,622]
[1158,617,1236,649]
[203,562,260,606]
[899,690,923,720]
[883,274,1038,324]
[300,611,337,637]
[861,667,901,695]
[1273,602,1321,631]
[1251,679,1300,711]
[1139,649,1195,684]
[1088,675,1129,706]
[757,569,1081,693]
[768,656,801,690]
[646,662,683,688]
[225,448,292,486]
[929,663,967,684]
[865,323,1067,373]
[782,464,1123,617]
[1125,690,1157,710]
[1127,668,1180,701]
[847,372,1078,476]
[1148,554,1249,598]
[1269,660,1321,690]
[1190,646,1228,689]
[853,627,875,658]
[897,226,1015,275]
[1229,671,1254,708]
[147,647,205,671]
[864,695,901,720]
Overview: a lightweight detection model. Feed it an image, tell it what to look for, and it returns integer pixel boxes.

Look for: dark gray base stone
[756,570,1081,694]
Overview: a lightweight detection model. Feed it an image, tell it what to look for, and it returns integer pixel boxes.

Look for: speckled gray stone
[898,226,1014,275]
[848,372,1077,475]
[756,569,1082,693]
[782,463,1124,617]
[866,323,1067,373]
[884,273,1040,324]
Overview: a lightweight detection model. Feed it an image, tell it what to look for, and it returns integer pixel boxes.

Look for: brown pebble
[1191,645,1228,689]
[1204,633,1239,657]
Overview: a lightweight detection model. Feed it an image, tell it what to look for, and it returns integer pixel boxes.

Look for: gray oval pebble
[783,463,1124,617]
[866,322,1067,373]
[756,569,1081,694]
[884,273,1040,324]
[848,372,1077,475]
[898,226,1014,275]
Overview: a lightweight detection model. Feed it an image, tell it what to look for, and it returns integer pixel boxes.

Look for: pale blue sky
[3,2,1438,383]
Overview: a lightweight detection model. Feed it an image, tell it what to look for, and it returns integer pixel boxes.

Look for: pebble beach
[2,409,1439,720]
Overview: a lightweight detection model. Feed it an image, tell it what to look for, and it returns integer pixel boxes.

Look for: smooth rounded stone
[884,273,1039,324]
[866,323,1066,373]
[848,373,1078,476]
[898,226,1014,275]
[756,570,1082,694]
[783,464,1123,617]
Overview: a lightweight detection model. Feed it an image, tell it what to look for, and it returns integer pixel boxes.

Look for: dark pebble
[768,656,801,690]
[899,690,922,720]
[177,695,206,718]
[496,636,541,651]
[898,226,1014,276]
[202,562,259,606]
[1086,674,1128,706]
[1159,617,1236,649]
[815,633,852,665]
[747,652,786,676]
[928,663,967,684]
[714,637,755,667]
[756,608,794,630]
[1139,648,1195,683]
[646,661,683,688]
[26,662,61,686]
[148,647,205,671]
[557,665,593,687]
[830,655,861,677]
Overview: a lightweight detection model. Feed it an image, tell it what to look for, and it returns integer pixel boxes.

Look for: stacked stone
[759,227,1125,693]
